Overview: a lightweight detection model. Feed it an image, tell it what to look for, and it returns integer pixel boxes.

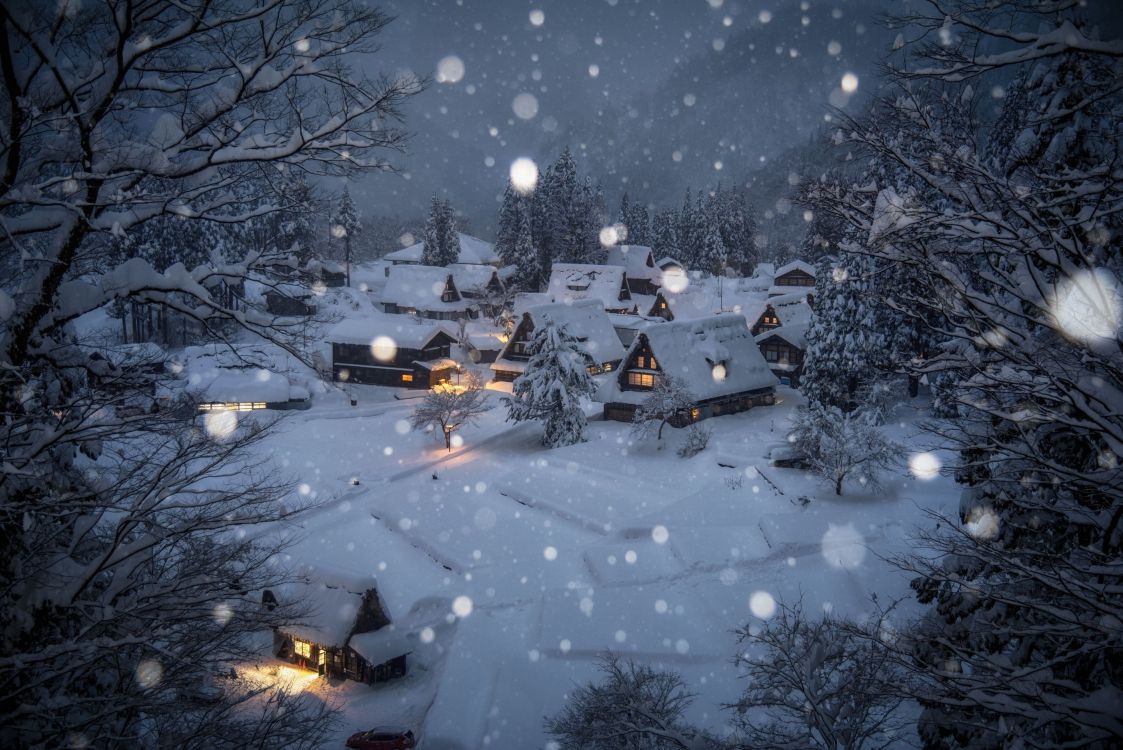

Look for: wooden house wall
[773,269,815,288]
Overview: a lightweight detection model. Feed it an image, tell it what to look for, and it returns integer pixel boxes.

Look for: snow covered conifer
[652,209,680,263]
[699,217,727,277]
[497,184,541,289]
[275,167,319,264]
[332,185,361,286]
[503,318,595,448]
[620,192,651,247]
[421,196,459,266]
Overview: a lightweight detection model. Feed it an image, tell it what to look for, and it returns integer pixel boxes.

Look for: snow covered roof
[547,264,631,309]
[656,256,682,270]
[269,564,386,648]
[513,292,552,316]
[754,262,776,277]
[326,315,453,349]
[384,233,499,265]
[600,314,778,405]
[189,368,293,404]
[349,596,451,665]
[448,263,500,295]
[773,260,816,278]
[492,299,626,372]
[756,323,808,350]
[606,245,659,281]
[381,264,473,312]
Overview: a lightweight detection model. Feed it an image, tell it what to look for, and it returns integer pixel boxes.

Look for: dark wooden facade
[772,268,815,289]
[332,331,456,388]
[749,304,781,335]
[266,589,408,685]
[382,274,476,321]
[644,291,674,321]
[756,332,804,386]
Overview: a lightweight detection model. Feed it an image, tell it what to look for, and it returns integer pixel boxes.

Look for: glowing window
[294,640,311,658]
[691,407,700,419]
[628,372,655,388]
[401,373,414,382]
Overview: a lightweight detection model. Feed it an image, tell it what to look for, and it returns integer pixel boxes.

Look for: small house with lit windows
[606,245,661,296]
[600,314,778,424]
[547,264,636,314]
[190,368,310,412]
[262,567,409,685]
[491,299,626,383]
[381,265,477,321]
[632,290,675,321]
[327,317,458,388]
[748,302,782,335]
[767,260,816,297]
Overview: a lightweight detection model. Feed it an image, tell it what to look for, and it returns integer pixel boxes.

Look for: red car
[345,726,416,750]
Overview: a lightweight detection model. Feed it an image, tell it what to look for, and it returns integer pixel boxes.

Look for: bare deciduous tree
[410,373,493,451]
[790,405,901,495]
[631,375,696,445]
[728,600,910,750]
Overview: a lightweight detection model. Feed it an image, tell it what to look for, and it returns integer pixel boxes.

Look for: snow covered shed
[383,232,499,270]
[381,264,477,321]
[767,260,816,297]
[191,369,309,412]
[262,566,407,685]
[264,283,317,316]
[600,314,778,424]
[546,263,636,314]
[327,317,458,388]
[606,245,661,295]
[656,256,684,272]
[491,299,626,383]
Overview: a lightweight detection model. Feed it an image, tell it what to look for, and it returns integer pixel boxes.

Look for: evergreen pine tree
[421,196,459,266]
[332,186,361,286]
[274,168,318,263]
[503,318,595,448]
[651,209,679,262]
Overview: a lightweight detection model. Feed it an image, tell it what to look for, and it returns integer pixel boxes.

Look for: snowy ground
[240,380,955,749]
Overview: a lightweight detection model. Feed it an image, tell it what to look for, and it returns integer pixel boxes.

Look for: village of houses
[89,232,947,747]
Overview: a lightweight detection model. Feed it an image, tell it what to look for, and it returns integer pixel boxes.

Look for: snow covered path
[253,387,955,748]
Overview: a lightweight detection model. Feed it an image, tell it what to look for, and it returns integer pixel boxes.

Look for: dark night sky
[341,0,1121,244]
[340,0,893,240]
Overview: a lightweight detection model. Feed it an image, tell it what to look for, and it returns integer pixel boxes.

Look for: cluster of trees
[496,147,607,290]
[0,0,420,746]
[548,2,1123,748]
[648,186,758,276]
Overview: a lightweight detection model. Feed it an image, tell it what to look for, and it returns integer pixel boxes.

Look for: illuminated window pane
[401,373,413,382]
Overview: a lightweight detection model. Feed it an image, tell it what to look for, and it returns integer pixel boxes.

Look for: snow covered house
[656,256,683,272]
[381,265,477,321]
[491,299,626,383]
[606,245,661,295]
[262,567,408,684]
[767,260,815,297]
[191,369,310,412]
[449,263,506,317]
[632,290,675,321]
[599,314,778,424]
[747,302,781,335]
[382,232,499,272]
[328,317,458,388]
[547,263,635,314]
[755,300,812,386]
[306,258,347,288]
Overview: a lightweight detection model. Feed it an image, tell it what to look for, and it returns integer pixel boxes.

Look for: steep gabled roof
[449,263,501,295]
[492,299,626,373]
[606,245,659,282]
[381,264,473,312]
[383,232,499,265]
[268,563,390,648]
[547,263,632,310]
[600,314,777,405]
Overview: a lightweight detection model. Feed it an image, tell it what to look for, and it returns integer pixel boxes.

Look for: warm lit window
[691,407,700,419]
[628,372,655,388]
[294,640,311,658]
[659,301,667,309]
[635,355,645,368]
[603,362,613,372]
[401,373,414,382]
[648,356,657,369]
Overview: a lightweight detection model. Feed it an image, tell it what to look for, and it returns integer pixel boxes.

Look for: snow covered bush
[0,0,419,745]
[676,423,711,458]
[504,318,595,448]
[632,376,697,445]
[410,374,492,451]
[729,600,908,750]
[791,405,901,495]
[544,653,715,750]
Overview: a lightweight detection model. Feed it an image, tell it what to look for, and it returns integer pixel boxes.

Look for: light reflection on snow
[821,523,866,569]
